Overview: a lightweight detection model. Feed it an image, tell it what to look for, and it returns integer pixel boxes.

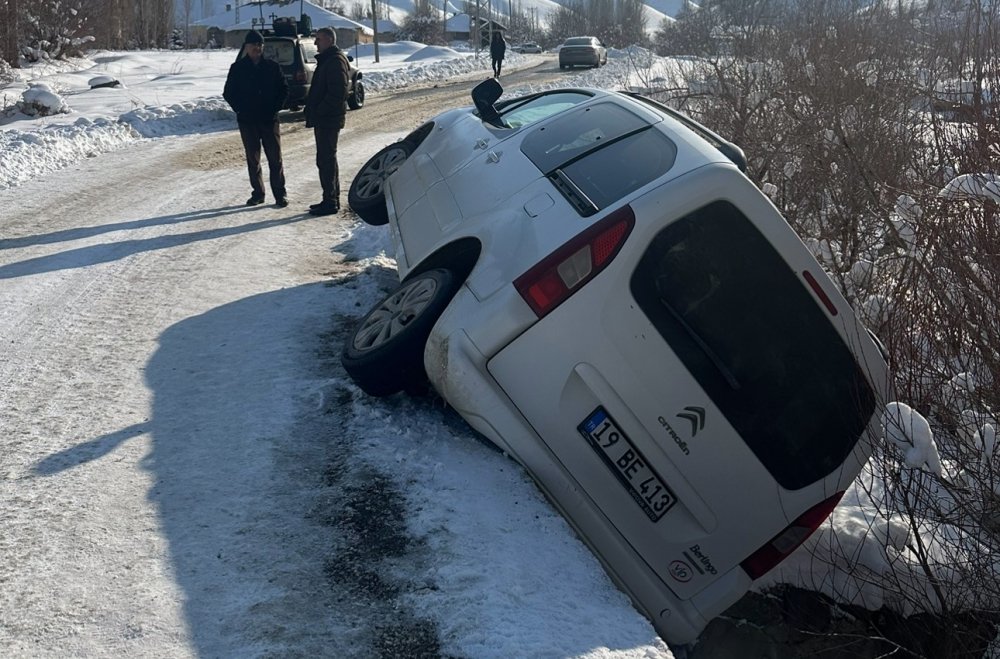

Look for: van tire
[348,140,413,226]
[342,269,458,397]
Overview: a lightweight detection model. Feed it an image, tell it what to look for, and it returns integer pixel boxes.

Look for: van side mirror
[471,78,509,128]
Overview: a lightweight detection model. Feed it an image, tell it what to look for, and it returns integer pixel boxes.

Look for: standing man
[223,30,289,207]
[305,27,350,217]
[490,31,506,78]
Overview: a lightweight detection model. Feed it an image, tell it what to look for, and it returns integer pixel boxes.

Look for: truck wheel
[348,80,365,110]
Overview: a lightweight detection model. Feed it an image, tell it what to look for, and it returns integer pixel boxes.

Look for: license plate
[579,407,676,522]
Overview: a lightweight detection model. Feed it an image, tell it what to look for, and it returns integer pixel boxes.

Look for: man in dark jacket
[304,27,349,216]
[223,30,289,207]
[490,31,506,78]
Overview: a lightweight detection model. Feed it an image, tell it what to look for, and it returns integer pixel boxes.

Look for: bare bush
[657,0,1000,655]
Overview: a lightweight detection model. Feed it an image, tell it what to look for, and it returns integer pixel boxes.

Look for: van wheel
[342,269,458,397]
[348,140,413,226]
[348,80,365,110]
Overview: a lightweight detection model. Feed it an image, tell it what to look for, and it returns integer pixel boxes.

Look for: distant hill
[177,0,693,36]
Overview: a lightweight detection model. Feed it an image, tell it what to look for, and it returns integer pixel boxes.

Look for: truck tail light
[740,491,844,580]
[514,205,635,318]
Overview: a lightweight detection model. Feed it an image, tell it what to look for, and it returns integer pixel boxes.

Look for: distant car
[239,26,365,112]
[343,81,891,646]
[514,42,543,54]
[559,35,607,69]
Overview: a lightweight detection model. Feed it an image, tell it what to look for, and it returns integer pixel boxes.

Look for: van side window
[559,130,677,210]
[302,42,317,63]
[521,101,674,215]
[498,91,591,129]
[521,102,649,173]
[629,200,876,490]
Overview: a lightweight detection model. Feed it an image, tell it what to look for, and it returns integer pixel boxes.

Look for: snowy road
[0,63,673,658]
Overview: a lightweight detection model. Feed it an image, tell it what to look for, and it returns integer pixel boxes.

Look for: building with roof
[194,0,374,48]
[443,13,505,47]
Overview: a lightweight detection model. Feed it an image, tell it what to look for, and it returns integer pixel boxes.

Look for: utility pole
[370,0,380,62]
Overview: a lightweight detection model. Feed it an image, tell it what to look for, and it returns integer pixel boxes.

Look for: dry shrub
[655,1,1000,656]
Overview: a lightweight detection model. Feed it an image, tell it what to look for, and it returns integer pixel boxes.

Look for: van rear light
[294,70,307,83]
[803,270,838,316]
[514,205,635,318]
[740,491,844,580]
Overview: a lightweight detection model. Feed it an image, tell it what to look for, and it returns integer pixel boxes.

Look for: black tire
[347,141,414,226]
[342,269,458,397]
[348,80,365,110]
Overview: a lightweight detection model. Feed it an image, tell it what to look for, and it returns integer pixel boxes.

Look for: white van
[343,83,891,645]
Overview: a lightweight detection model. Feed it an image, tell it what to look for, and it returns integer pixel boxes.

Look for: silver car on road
[559,36,607,69]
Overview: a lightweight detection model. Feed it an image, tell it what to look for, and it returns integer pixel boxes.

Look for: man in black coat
[490,31,506,78]
[304,27,350,216]
[223,30,289,207]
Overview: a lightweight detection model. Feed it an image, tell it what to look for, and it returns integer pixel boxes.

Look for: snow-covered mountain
[177,0,691,34]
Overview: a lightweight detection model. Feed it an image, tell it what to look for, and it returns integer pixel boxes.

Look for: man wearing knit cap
[223,30,290,207]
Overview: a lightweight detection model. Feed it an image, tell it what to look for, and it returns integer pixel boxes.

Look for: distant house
[194,0,374,48]
[444,13,505,48]
[374,18,401,43]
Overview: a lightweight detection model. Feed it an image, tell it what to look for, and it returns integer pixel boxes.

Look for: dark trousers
[238,120,286,200]
[314,126,342,204]
[492,57,503,77]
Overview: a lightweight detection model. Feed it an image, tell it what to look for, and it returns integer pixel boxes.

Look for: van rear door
[487,166,882,599]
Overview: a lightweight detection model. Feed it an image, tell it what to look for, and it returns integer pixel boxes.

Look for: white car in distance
[514,42,543,54]
[343,80,891,648]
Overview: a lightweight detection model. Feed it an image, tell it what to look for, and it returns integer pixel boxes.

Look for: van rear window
[630,200,876,490]
[263,41,295,66]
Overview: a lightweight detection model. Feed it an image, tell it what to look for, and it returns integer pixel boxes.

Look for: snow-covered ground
[0,42,968,657]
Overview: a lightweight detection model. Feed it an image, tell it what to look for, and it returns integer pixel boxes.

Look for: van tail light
[294,70,307,83]
[740,491,844,580]
[514,205,635,318]
[803,270,838,316]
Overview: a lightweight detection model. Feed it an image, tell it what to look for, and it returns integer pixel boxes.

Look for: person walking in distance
[305,27,350,216]
[490,31,506,78]
[223,30,289,207]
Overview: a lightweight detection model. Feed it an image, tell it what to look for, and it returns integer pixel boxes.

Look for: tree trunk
[2,0,21,67]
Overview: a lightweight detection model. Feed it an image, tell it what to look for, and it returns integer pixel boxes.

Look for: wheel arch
[404,237,482,287]
[403,122,435,150]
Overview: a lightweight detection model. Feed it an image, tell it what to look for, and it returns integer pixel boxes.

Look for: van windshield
[630,200,876,490]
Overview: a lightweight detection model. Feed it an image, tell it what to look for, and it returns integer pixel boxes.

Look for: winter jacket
[223,55,288,124]
[305,47,349,129]
[490,35,506,60]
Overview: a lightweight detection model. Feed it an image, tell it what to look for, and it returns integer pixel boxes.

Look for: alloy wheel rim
[354,146,408,200]
[352,276,438,352]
